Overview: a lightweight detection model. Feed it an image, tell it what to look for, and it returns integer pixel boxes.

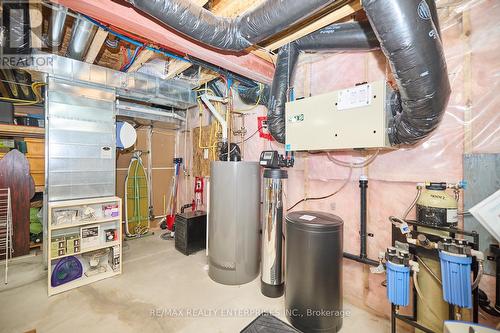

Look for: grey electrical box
[285,80,394,151]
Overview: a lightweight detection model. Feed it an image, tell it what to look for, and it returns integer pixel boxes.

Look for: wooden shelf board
[0,124,44,138]
[51,216,120,230]
[49,268,120,296]
[48,196,120,208]
[50,241,120,260]
[30,241,42,249]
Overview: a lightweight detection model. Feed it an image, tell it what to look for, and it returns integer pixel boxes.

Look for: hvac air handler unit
[285,80,393,151]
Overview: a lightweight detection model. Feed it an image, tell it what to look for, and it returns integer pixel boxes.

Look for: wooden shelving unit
[0,124,44,138]
[47,197,122,296]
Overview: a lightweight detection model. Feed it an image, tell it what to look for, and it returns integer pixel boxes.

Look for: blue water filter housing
[439,251,472,308]
[386,261,411,306]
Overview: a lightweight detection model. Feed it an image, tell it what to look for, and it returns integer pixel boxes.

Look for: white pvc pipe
[200,94,228,142]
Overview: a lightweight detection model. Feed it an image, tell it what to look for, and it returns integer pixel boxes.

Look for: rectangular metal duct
[28,52,196,109]
[116,100,185,128]
[46,77,116,201]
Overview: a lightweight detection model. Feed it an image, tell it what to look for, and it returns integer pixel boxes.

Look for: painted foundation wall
[177,0,499,328]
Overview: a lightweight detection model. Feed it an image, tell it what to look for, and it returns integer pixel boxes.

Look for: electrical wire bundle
[0,82,45,106]
[287,150,380,211]
[119,45,143,72]
[83,15,190,64]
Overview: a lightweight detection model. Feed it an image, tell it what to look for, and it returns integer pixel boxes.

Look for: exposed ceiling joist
[165,60,193,79]
[85,28,108,64]
[29,0,43,49]
[126,49,155,72]
[51,0,274,83]
[197,71,219,86]
[192,0,209,6]
[264,0,362,51]
[212,0,263,16]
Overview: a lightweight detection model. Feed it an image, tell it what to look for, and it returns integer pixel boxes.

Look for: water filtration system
[385,248,412,307]
[438,239,476,309]
[416,182,463,227]
[259,151,293,298]
[382,181,485,333]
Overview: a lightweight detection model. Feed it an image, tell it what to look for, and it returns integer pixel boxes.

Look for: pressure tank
[261,168,287,297]
[416,183,458,227]
[285,211,344,333]
[208,161,260,285]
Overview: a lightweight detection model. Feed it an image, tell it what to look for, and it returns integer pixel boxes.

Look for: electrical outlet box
[285,80,394,151]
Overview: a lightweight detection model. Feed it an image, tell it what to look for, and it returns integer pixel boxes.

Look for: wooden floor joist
[126,49,156,72]
[264,0,362,51]
[193,0,209,6]
[165,60,193,79]
[85,28,108,64]
[29,0,43,49]
[198,71,219,86]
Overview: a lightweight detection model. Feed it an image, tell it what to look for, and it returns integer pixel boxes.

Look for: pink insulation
[177,0,499,328]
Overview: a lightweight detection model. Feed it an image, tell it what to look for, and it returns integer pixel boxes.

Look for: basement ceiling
[46,0,364,84]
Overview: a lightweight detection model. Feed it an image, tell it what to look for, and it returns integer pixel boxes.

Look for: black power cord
[479,288,500,317]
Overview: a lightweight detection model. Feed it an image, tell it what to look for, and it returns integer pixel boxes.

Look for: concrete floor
[0,235,390,333]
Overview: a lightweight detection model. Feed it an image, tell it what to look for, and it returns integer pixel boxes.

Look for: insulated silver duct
[47,4,67,47]
[126,0,339,52]
[67,15,96,60]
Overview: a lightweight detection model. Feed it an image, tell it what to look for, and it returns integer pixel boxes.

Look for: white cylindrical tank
[208,161,260,285]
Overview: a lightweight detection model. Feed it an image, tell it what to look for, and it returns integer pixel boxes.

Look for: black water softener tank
[285,211,344,333]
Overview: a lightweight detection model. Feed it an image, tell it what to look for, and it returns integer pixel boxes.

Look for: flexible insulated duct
[241,0,450,146]
[126,0,339,52]
[127,0,449,146]
[237,84,270,106]
[363,0,450,145]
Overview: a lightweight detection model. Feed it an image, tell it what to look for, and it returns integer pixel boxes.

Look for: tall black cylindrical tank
[285,211,344,333]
